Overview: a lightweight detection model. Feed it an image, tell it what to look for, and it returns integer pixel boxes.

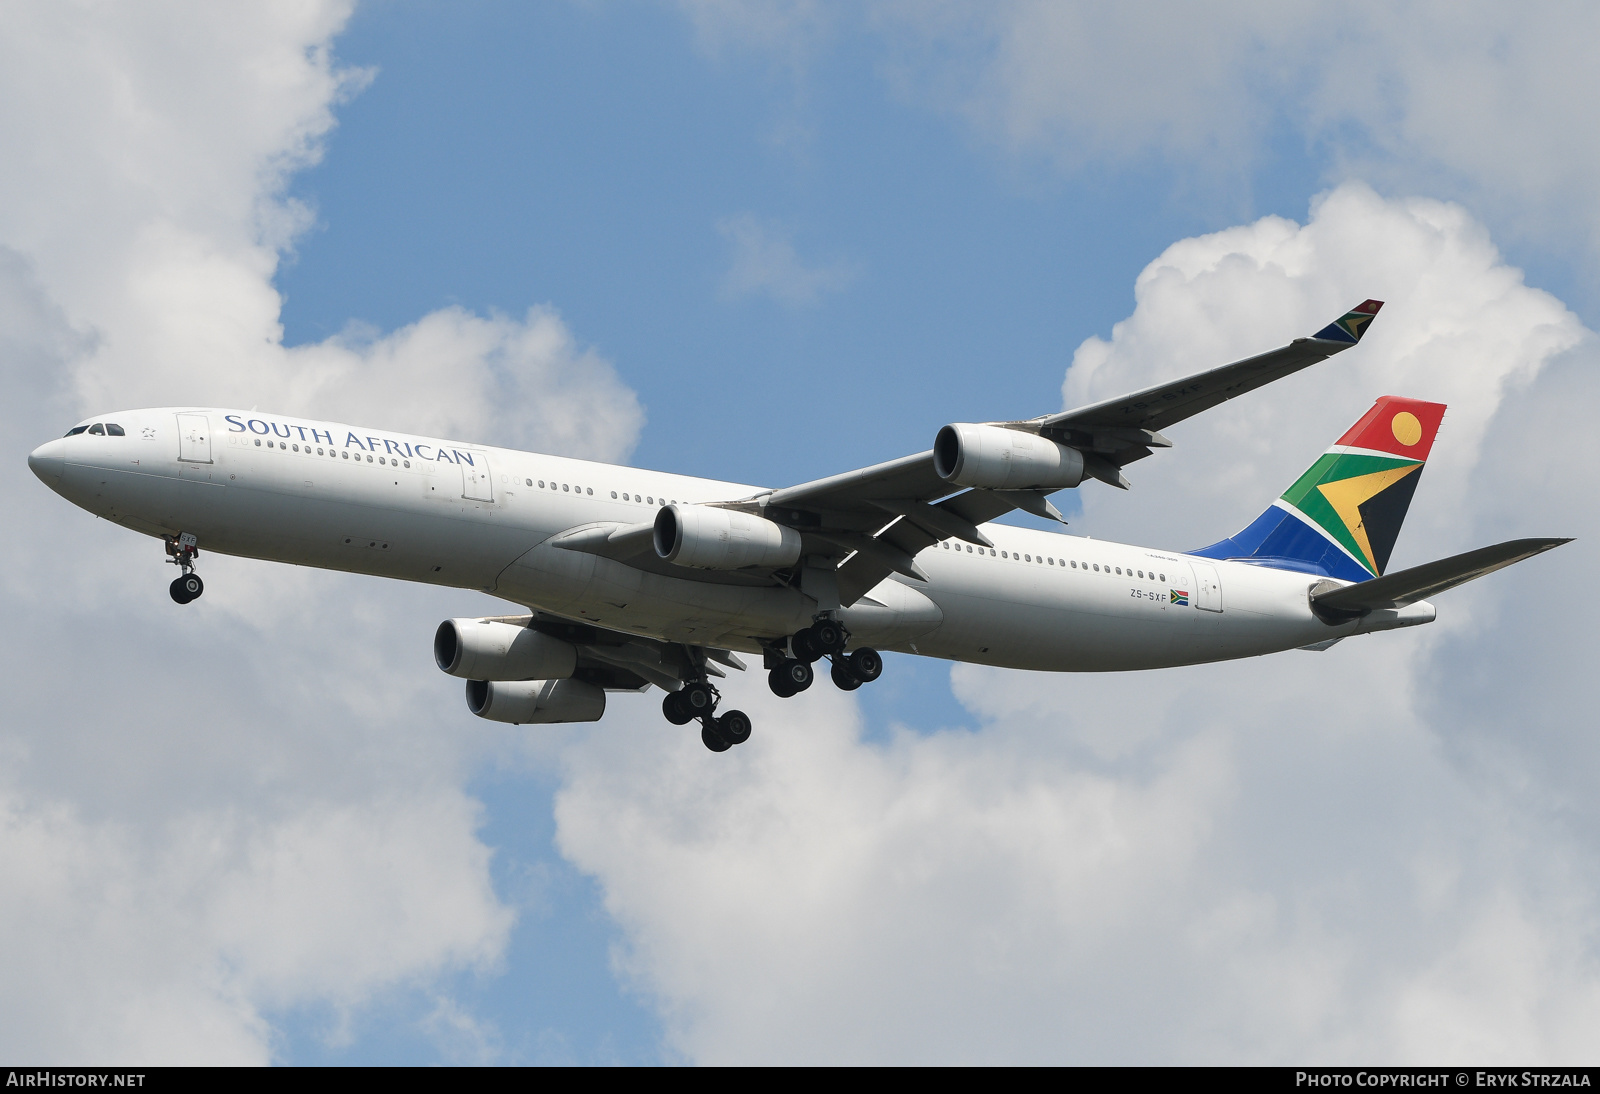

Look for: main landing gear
[165,532,204,604]
[663,680,753,753]
[663,621,885,755]
[767,621,882,699]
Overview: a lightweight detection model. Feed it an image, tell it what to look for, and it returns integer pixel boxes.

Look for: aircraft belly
[837,579,943,649]
[496,543,814,643]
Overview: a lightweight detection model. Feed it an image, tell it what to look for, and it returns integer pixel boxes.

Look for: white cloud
[0,1,642,1063]
[553,187,1600,1063]
[717,213,858,307]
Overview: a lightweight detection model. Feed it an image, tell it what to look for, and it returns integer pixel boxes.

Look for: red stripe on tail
[1335,396,1446,460]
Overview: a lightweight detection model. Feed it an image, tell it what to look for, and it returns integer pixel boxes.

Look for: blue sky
[4,0,1600,1066]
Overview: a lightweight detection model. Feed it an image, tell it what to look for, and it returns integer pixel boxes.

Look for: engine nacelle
[465,678,606,724]
[434,618,578,680]
[933,423,1085,490]
[654,504,802,570]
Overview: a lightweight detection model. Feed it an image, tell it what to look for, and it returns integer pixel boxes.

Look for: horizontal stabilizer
[1311,537,1571,621]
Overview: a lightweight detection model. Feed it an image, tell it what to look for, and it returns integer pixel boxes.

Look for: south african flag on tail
[1191,396,1447,582]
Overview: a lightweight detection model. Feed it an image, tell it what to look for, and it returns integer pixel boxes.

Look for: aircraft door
[1191,561,1223,612]
[460,455,494,502]
[176,413,212,463]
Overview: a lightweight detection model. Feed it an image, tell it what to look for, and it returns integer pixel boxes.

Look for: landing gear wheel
[791,628,821,663]
[681,681,717,716]
[848,647,883,683]
[768,665,795,698]
[768,659,813,698]
[701,722,732,752]
[811,620,846,656]
[716,710,752,745]
[830,659,863,691]
[663,690,695,725]
[170,573,203,604]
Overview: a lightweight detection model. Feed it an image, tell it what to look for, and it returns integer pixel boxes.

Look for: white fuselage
[31,408,1433,669]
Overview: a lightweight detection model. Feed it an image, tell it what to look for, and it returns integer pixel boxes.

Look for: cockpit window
[106,424,125,436]
[64,426,88,436]
[87,424,105,435]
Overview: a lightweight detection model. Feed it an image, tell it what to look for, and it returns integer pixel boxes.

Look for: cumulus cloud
[0,1,641,1062]
[717,213,858,307]
[554,187,1600,1063]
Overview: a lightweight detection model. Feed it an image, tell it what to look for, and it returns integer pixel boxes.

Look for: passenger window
[404,460,411,468]
[562,484,569,492]
[106,424,125,436]
[1093,564,1100,572]
[610,491,618,499]
[587,488,594,495]
[64,426,88,436]
[647,496,654,504]
[341,450,348,459]
[293,444,300,452]
[254,438,262,446]
[365,454,372,462]
[88,424,104,435]
[1160,573,1166,582]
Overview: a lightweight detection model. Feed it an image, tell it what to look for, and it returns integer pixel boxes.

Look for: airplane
[27,299,1570,752]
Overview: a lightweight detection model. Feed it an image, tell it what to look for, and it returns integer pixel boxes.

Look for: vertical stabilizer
[1192,397,1446,581]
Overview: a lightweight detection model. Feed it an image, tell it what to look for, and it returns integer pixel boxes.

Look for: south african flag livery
[1193,396,1446,582]
[1312,299,1384,345]
[1170,589,1189,606]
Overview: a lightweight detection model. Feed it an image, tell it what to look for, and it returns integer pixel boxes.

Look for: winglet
[1312,299,1384,344]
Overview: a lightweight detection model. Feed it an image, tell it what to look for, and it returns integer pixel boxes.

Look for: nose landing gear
[165,533,203,604]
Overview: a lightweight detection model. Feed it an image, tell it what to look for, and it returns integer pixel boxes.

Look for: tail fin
[1192,396,1447,581]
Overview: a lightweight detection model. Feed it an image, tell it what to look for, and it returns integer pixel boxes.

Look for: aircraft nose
[28,438,66,485]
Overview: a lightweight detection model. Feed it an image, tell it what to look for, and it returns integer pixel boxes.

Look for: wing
[560,300,1385,607]
[500,613,747,692]
[1030,299,1385,487]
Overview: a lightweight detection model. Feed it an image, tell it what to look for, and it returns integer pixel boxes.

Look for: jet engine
[434,618,578,680]
[464,678,606,724]
[933,423,1085,490]
[653,504,802,570]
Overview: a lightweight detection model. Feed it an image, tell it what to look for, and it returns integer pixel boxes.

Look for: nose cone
[28,438,66,485]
